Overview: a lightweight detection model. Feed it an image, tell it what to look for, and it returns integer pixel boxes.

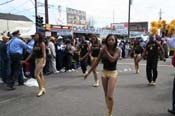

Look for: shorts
[102,69,118,78]
[35,58,44,65]
[134,54,141,57]
[90,57,98,65]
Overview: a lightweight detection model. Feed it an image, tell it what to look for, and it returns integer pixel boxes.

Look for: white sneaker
[147,82,152,86]
[93,80,100,87]
[67,70,72,72]
[152,81,156,86]
[54,71,60,73]
[60,69,65,72]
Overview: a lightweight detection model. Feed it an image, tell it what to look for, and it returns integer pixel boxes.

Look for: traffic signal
[36,16,43,27]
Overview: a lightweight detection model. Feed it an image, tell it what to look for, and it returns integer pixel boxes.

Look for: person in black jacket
[143,35,165,86]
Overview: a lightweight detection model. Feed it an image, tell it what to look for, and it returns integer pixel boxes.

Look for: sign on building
[111,23,128,32]
[111,22,148,32]
[66,8,86,26]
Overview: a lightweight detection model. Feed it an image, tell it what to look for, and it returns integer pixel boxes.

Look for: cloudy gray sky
[0,0,175,27]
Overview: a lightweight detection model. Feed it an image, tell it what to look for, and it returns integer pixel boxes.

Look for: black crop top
[134,45,143,54]
[33,44,43,58]
[102,55,117,71]
[91,46,100,57]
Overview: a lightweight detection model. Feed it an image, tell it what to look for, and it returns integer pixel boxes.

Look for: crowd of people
[0,30,173,116]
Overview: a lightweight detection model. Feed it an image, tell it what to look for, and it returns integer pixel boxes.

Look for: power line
[0,0,14,5]
[13,7,35,14]
[29,0,35,6]
[9,0,30,13]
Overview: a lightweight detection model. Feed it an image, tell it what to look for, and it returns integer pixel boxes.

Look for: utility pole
[45,0,49,24]
[159,9,162,20]
[35,0,38,32]
[128,0,132,39]
[113,8,115,24]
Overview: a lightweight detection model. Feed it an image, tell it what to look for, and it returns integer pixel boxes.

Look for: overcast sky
[0,0,175,27]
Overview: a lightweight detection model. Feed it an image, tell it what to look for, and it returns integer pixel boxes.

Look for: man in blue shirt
[6,30,28,90]
[26,36,35,78]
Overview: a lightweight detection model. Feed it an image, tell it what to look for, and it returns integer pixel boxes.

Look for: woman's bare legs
[91,57,99,87]
[135,55,142,74]
[35,60,45,97]
[102,77,117,116]
[39,70,46,92]
[134,55,138,73]
[92,67,99,86]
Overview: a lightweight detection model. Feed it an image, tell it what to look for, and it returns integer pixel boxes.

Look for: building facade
[0,13,34,37]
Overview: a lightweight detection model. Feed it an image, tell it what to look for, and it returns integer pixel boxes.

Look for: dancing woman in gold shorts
[22,32,46,97]
[89,34,101,87]
[133,39,144,74]
[84,34,120,116]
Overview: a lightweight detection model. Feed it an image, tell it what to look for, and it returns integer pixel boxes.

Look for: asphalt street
[0,58,174,116]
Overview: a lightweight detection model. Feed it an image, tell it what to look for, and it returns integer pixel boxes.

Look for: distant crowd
[0,31,169,86]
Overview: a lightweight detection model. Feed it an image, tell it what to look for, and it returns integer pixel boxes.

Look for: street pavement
[0,58,175,116]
